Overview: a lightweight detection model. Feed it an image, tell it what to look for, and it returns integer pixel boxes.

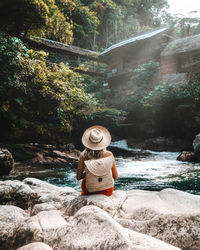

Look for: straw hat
[82,125,111,150]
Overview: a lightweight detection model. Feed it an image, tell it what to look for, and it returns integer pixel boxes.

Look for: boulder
[58,205,180,250]
[31,202,62,216]
[25,209,67,232]
[3,143,80,166]
[108,145,150,157]
[21,178,78,213]
[193,133,200,151]
[17,242,53,250]
[159,73,187,86]
[1,204,179,250]
[0,148,14,175]
[177,151,197,162]
[177,133,200,162]
[63,188,200,250]
[17,210,68,249]
[0,180,40,209]
[0,205,30,250]
[115,189,200,250]
[192,133,200,160]
[0,179,200,249]
[63,188,200,249]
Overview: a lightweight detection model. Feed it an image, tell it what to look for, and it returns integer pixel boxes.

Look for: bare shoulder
[104,150,114,157]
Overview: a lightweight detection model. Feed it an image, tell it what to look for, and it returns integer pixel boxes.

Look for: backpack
[84,156,114,193]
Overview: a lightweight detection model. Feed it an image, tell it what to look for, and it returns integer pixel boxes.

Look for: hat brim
[82,125,111,150]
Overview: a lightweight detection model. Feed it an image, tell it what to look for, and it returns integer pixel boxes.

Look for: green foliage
[54,0,168,50]
[77,106,127,132]
[91,107,126,125]
[162,11,200,38]
[35,0,74,44]
[0,0,73,44]
[143,74,200,107]
[126,74,200,138]
[109,61,160,111]
[142,83,182,105]
[95,0,167,49]
[0,0,168,49]
[131,61,160,85]
[0,0,49,36]
[55,0,99,48]
[0,33,95,142]
[82,76,112,100]
[180,75,200,101]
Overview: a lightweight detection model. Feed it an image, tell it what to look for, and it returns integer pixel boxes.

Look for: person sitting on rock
[77,125,118,196]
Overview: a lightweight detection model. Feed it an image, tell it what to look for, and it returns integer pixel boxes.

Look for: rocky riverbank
[0,143,81,177]
[0,178,200,250]
[3,143,81,165]
[0,142,152,178]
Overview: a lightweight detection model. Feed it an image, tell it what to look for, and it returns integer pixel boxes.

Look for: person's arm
[112,157,118,180]
[104,150,118,180]
[76,154,85,180]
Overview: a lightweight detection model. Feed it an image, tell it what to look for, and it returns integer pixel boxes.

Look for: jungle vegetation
[1,0,200,143]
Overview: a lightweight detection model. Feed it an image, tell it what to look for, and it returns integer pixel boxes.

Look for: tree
[0,0,49,37]
[55,0,99,49]
[0,0,73,44]
[79,0,168,49]
[0,33,91,141]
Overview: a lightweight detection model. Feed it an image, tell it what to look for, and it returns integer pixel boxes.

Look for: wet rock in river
[108,145,149,157]
[3,143,80,166]
[177,133,200,162]
[177,151,197,162]
[0,148,14,175]
[192,133,200,160]
[193,133,200,151]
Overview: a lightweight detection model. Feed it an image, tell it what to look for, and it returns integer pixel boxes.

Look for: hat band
[89,136,103,144]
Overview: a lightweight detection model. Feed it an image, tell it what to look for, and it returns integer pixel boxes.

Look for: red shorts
[81,177,114,196]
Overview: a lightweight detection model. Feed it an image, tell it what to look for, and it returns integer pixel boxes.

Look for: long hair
[83,147,105,161]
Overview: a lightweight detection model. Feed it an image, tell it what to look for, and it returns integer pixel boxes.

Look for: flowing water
[2,140,200,194]
[110,140,200,194]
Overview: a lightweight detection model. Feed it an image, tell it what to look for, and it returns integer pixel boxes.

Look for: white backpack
[84,156,114,193]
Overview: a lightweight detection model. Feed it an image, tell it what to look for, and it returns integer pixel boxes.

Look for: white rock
[0,205,29,249]
[23,178,78,204]
[120,188,200,218]
[31,202,62,215]
[0,205,28,223]
[17,242,53,250]
[26,210,67,231]
[23,178,77,194]
[58,205,180,250]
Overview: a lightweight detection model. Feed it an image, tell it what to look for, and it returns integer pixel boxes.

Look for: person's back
[77,126,118,196]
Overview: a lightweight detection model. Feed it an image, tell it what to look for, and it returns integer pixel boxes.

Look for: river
[2,140,200,194]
